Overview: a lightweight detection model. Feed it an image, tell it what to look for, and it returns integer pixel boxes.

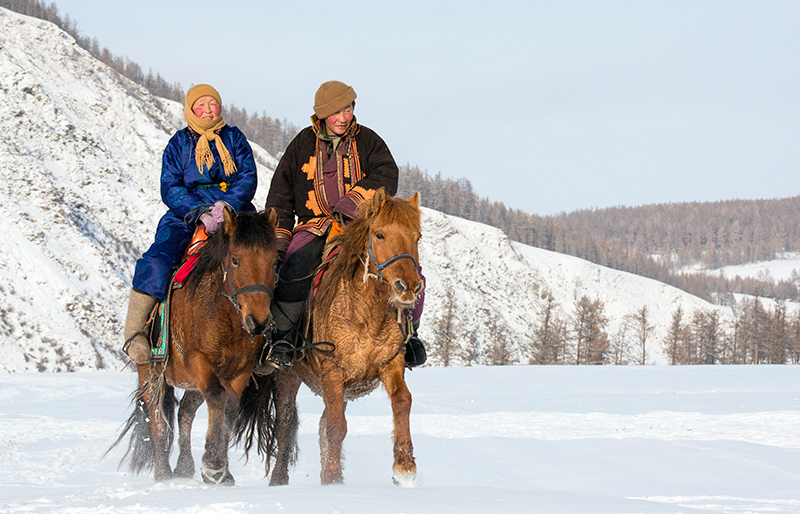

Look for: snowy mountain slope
[418,212,728,365]
[0,6,728,371]
[0,7,276,372]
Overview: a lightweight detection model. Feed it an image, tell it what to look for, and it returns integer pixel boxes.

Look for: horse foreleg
[174,389,204,478]
[319,379,347,485]
[199,372,235,485]
[380,357,417,486]
[270,371,302,486]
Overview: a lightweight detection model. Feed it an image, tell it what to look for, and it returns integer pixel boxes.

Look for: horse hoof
[320,470,344,485]
[154,468,173,482]
[173,464,195,479]
[392,470,419,488]
[201,464,235,486]
[174,454,195,478]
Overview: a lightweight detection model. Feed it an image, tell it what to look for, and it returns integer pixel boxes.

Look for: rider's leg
[126,214,193,364]
[123,288,158,364]
[259,234,327,371]
[404,267,427,368]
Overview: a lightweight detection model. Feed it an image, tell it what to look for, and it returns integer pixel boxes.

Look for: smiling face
[323,102,354,136]
[192,95,221,120]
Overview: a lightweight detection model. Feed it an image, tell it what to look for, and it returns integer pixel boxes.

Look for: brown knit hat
[313,80,357,119]
[185,84,222,112]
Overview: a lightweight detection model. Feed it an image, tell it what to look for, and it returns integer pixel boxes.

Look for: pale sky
[51,0,800,216]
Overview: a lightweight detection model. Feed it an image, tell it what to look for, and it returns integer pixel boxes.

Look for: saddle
[146,227,210,363]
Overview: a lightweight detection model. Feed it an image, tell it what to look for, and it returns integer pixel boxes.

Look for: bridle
[364,232,419,285]
[221,256,275,312]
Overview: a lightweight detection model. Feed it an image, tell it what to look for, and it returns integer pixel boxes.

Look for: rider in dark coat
[258,80,427,372]
[123,84,257,364]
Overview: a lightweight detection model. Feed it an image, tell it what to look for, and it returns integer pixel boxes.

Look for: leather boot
[255,300,305,372]
[405,320,427,368]
[123,288,157,364]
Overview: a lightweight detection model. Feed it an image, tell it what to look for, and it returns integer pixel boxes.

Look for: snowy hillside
[3,366,800,513]
[0,7,276,372]
[0,7,728,371]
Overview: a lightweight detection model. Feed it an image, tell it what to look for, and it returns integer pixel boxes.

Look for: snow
[3,8,800,513]
[707,253,800,283]
[1,365,800,513]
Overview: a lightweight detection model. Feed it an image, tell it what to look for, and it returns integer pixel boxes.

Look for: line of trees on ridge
[397,166,800,305]
[428,287,800,367]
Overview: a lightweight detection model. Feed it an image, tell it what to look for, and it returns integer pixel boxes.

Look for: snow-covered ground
[713,253,800,283]
[2,365,799,513]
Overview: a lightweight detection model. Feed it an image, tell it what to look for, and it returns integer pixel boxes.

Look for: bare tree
[530,291,568,364]
[485,317,516,366]
[460,330,481,366]
[662,306,688,365]
[626,305,654,365]
[429,286,460,367]
[608,319,632,365]
[572,296,609,365]
[765,301,789,364]
[691,310,722,364]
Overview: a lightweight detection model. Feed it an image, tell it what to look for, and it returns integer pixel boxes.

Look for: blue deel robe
[132,125,257,300]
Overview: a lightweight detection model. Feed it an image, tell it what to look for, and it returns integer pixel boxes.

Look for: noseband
[222,257,275,312]
[365,232,419,285]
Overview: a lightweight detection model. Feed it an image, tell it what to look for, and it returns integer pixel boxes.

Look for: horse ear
[223,206,236,236]
[408,191,420,209]
[266,207,278,229]
[371,187,386,212]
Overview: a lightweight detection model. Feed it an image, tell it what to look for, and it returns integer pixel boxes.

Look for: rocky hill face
[0,7,723,371]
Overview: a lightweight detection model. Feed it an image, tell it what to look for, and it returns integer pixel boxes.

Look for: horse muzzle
[244,313,274,337]
[391,278,424,308]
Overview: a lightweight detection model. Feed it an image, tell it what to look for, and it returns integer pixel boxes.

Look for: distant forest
[0,0,299,157]
[7,0,799,307]
[397,166,800,304]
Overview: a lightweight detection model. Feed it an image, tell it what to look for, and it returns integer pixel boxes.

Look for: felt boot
[123,288,157,364]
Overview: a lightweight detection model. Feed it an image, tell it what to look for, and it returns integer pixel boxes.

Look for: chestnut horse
[236,188,424,486]
[111,208,281,485]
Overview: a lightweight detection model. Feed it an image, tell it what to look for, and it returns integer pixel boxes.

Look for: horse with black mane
[111,207,281,485]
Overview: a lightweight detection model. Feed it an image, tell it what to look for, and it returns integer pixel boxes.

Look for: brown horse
[237,188,423,486]
[111,208,281,485]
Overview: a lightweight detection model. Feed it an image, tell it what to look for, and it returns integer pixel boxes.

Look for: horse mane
[183,211,277,296]
[315,194,421,315]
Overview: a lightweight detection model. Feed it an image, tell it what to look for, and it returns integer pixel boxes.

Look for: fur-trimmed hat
[313,80,356,119]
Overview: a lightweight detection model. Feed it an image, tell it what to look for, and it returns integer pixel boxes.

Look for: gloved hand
[333,210,354,227]
[210,200,227,223]
[200,201,228,232]
[199,212,218,232]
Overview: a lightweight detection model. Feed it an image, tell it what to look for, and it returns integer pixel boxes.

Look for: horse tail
[231,373,281,474]
[105,377,177,474]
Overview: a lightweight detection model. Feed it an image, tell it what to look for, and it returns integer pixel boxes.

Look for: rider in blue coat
[123,84,257,364]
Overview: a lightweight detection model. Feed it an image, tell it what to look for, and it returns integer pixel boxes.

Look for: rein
[221,257,274,312]
[363,233,419,285]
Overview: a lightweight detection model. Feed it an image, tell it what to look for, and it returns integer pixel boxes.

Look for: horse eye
[375,232,385,240]
[231,257,240,267]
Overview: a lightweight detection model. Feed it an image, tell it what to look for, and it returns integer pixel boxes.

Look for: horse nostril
[245,314,266,336]
[414,282,423,295]
[394,279,407,293]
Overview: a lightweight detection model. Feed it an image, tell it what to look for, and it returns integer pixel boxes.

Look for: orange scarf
[183,84,237,177]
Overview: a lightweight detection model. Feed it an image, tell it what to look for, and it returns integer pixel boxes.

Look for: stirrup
[263,340,298,371]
